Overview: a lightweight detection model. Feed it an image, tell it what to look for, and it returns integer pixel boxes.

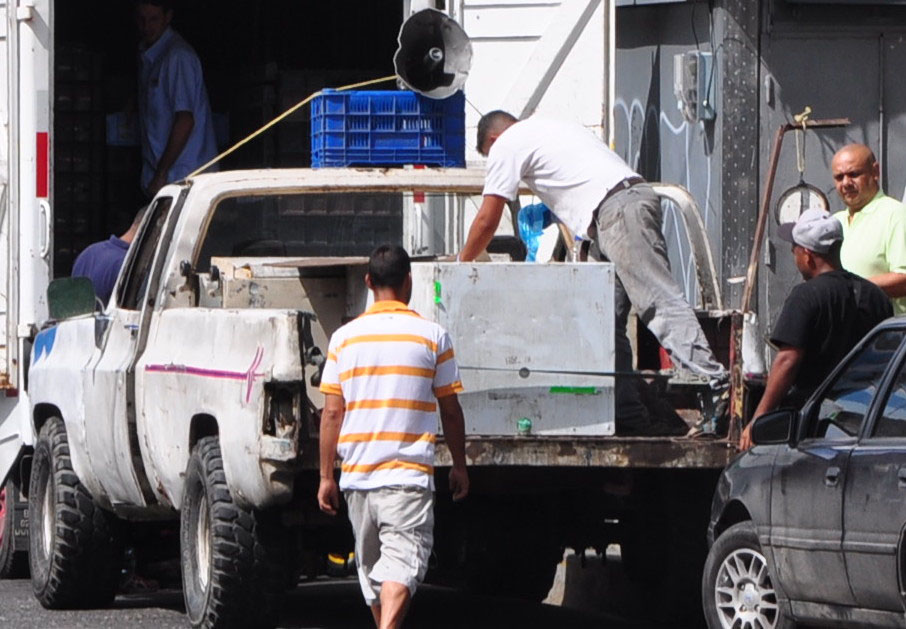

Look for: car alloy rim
[41,475,53,558]
[714,547,780,629]
[195,491,211,590]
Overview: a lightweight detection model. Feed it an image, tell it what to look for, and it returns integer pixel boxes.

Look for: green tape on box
[434,281,442,304]
[549,386,598,395]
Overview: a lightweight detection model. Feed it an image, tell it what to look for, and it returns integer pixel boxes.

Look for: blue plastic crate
[310,90,465,168]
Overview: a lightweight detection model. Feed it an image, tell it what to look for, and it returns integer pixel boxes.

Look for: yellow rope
[188,74,399,178]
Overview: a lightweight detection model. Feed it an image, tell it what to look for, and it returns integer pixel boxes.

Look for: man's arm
[147,111,195,196]
[868,272,906,298]
[458,195,507,262]
[739,345,804,450]
[437,394,469,501]
[317,393,345,515]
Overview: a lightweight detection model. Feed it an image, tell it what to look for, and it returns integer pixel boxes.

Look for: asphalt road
[0,576,648,629]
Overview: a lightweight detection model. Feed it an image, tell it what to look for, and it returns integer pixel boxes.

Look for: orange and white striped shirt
[320,300,464,491]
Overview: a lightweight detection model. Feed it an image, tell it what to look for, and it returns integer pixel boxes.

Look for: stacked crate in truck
[53,47,106,277]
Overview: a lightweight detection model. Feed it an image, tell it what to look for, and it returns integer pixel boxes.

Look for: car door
[843,330,906,612]
[82,196,173,508]
[770,328,904,606]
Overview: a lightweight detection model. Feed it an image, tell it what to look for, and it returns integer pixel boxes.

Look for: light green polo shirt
[834,190,906,314]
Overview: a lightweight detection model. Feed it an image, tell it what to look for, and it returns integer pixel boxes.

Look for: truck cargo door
[456,0,613,159]
[0,0,52,484]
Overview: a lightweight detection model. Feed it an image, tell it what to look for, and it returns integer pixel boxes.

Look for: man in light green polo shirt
[831,143,906,314]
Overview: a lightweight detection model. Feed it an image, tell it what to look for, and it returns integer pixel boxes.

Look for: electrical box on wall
[673,51,715,123]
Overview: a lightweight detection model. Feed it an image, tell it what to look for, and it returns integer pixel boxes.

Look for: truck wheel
[28,417,124,608]
[0,476,29,578]
[702,521,794,629]
[181,436,293,629]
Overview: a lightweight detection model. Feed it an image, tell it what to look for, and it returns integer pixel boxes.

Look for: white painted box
[409,262,616,436]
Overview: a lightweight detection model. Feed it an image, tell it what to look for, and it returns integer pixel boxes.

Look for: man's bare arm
[437,394,469,501]
[458,195,507,262]
[148,111,195,195]
[740,346,804,450]
[318,393,345,514]
[869,272,906,299]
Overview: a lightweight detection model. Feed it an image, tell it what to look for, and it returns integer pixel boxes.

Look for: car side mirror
[47,277,96,320]
[750,408,799,445]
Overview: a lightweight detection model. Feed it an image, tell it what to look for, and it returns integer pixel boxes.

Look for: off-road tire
[28,417,124,608]
[702,521,795,629]
[181,436,294,629]
[0,475,29,578]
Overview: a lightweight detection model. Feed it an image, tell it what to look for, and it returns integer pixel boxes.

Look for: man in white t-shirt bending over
[459,111,727,435]
[318,245,469,629]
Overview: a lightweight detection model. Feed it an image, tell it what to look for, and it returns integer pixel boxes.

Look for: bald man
[831,144,906,314]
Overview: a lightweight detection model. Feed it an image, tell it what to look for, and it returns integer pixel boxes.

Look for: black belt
[601,176,645,204]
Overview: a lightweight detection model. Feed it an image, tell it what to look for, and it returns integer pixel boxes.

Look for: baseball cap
[777,208,843,254]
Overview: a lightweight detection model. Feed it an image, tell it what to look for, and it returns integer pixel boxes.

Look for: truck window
[116,197,173,310]
[194,193,402,273]
[806,330,905,441]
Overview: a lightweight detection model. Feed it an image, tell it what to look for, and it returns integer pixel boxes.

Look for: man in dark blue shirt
[72,205,148,304]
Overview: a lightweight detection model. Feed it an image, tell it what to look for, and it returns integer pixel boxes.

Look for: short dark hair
[137,0,174,10]
[476,110,517,154]
[368,245,411,289]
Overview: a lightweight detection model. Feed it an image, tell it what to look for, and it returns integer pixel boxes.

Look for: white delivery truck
[0,2,740,627]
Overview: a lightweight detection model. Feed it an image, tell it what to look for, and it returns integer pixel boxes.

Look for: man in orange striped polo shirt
[318,245,469,629]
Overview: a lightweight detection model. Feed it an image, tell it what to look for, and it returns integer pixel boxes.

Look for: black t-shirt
[771,270,893,396]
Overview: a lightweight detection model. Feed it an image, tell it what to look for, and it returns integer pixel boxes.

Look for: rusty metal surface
[435,436,736,469]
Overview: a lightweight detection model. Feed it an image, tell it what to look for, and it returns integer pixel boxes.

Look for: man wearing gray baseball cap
[740,208,892,450]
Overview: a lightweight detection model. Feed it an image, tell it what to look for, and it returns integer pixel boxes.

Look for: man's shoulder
[163,32,201,66]
[867,193,906,217]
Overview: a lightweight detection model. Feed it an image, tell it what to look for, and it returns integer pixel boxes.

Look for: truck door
[0,0,53,484]
[82,195,173,508]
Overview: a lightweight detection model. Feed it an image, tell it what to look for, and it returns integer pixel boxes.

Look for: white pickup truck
[25,167,734,628]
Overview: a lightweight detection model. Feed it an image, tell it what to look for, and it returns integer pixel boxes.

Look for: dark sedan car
[703,319,906,629]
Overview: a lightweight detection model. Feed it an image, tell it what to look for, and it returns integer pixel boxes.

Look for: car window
[806,329,905,441]
[116,197,172,310]
[871,351,906,438]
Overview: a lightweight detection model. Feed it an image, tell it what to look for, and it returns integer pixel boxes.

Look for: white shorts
[344,486,434,604]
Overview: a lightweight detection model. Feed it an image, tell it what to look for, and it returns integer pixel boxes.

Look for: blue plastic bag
[517,203,553,262]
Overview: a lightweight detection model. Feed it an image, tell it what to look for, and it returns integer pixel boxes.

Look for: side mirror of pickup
[750,408,799,446]
[47,277,97,320]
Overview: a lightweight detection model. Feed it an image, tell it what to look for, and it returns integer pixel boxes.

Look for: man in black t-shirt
[739,208,892,450]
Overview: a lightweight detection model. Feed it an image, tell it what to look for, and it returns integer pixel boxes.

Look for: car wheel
[181,436,294,629]
[703,521,794,629]
[28,417,124,608]
[0,475,29,578]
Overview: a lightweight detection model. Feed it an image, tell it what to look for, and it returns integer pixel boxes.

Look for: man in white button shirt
[459,111,727,434]
[135,0,217,197]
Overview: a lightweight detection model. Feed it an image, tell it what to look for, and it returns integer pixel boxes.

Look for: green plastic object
[434,280,442,304]
[47,277,97,320]
[549,386,598,395]
[516,417,533,435]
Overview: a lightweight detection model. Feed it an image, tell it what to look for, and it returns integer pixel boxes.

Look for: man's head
[476,111,517,157]
[121,204,150,244]
[778,208,844,279]
[831,144,880,213]
[365,245,412,303]
[136,0,174,48]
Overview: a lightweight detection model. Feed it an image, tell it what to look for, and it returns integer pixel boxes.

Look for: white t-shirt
[482,117,638,237]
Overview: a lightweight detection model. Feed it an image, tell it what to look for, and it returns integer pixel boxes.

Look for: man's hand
[458,195,507,262]
[318,476,340,515]
[738,421,754,451]
[147,171,167,198]
[448,464,469,501]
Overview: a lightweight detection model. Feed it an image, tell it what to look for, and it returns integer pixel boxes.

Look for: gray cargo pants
[590,183,727,420]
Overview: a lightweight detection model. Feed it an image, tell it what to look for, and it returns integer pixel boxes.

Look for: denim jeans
[591,183,727,420]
